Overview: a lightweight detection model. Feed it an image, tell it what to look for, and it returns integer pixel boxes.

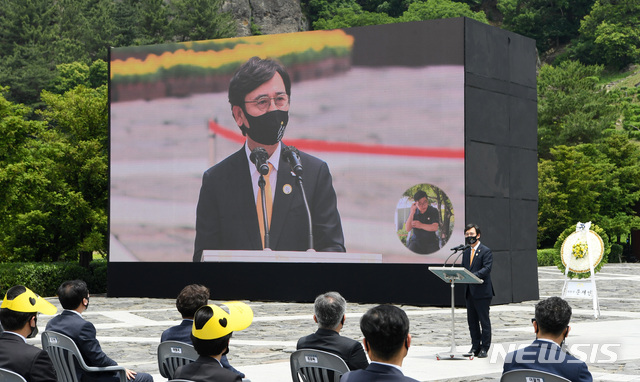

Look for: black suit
[462,242,494,351]
[193,145,345,261]
[45,311,153,382]
[503,340,592,382]
[340,362,419,382]
[160,319,243,377]
[297,328,368,370]
[174,356,241,382]
[0,332,57,382]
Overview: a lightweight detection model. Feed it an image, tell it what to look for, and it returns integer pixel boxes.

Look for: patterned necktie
[256,163,273,248]
[470,247,476,265]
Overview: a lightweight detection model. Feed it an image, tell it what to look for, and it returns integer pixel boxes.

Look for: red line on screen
[209,119,464,159]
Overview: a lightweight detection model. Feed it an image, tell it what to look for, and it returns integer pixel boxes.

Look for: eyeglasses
[244,94,289,112]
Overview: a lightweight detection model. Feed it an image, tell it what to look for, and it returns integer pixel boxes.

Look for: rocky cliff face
[222,0,309,37]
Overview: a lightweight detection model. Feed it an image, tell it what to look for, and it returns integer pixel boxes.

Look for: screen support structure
[429,255,483,360]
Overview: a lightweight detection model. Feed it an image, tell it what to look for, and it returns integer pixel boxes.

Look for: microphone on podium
[250,147,270,248]
[444,244,469,266]
[282,145,303,177]
[250,147,270,176]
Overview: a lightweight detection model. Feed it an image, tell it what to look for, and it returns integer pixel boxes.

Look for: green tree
[168,0,235,42]
[0,83,108,262]
[0,87,62,261]
[314,6,395,29]
[569,0,640,69]
[48,62,90,95]
[112,0,140,48]
[314,0,488,30]
[498,0,595,53]
[47,60,108,95]
[137,0,171,45]
[538,135,640,248]
[610,87,640,141]
[399,0,488,23]
[537,61,618,158]
[0,44,57,107]
[303,0,361,25]
[0,0,62,105]
[359,0,410,17]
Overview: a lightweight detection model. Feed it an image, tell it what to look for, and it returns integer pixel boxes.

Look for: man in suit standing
[503,297,592,382]
[0,285,57,382]
[174,302,253,382]
[161,284,244,378]
[45,280,153,382]
[340,305,418,382]
[193,56,345,261]
[297,291,368,370]
[462,223,494,358]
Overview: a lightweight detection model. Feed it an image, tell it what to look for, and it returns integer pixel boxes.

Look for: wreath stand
[560,222,601,319]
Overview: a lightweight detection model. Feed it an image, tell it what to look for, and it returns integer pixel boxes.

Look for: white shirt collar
[64,309,84,318]
[244,142,281,173]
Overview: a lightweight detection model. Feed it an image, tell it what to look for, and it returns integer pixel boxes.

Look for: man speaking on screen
[193,56,345,262]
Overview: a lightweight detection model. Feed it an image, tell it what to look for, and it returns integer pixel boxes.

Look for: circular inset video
[396,184,454,255]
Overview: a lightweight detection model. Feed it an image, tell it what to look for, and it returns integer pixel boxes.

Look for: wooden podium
[429,266,483,360]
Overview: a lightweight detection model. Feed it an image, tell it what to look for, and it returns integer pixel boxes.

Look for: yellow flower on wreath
[572,241,587,260]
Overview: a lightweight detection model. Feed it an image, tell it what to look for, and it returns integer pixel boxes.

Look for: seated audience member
[503,296,592,382]
[0,285,58,382]
[173,302,253,382]
[297,291,368,370]
[45,280,153,382]
[340,305,418,382]
[161,284,244,377]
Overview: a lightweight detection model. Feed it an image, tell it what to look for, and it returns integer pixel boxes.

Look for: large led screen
[109,20,465,264]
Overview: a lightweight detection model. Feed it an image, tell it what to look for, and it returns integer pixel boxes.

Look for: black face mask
[465,235,478,245]
[27,316,38,338]
[242,110,288,145]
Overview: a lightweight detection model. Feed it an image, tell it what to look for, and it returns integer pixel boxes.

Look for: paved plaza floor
[31,263,640,382]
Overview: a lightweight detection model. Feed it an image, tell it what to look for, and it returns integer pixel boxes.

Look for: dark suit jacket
[160,320,243,377]
[193,145,345,261]
[160,319,192,343]
[0,332,57,382]
[503,340,592,382]
[340,362,419,382]
[297,328,368,370]
[462,242,494,299]
[45,310,118,380]
[174,356,241,382]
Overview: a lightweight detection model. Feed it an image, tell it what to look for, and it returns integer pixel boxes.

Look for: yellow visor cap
[1,287,57,315]
[192,302,253,340]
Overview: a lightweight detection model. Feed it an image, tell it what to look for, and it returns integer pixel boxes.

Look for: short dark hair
[413,190,427,202]
[360,305,410,361]
[57,280,89,310]
[535,297,572,336]
[176,284,209,318]
[314,292,346,330]
[0,285,35,331]
[228,57,292,133]
[191,305,232,356]
[464,223,481,236]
